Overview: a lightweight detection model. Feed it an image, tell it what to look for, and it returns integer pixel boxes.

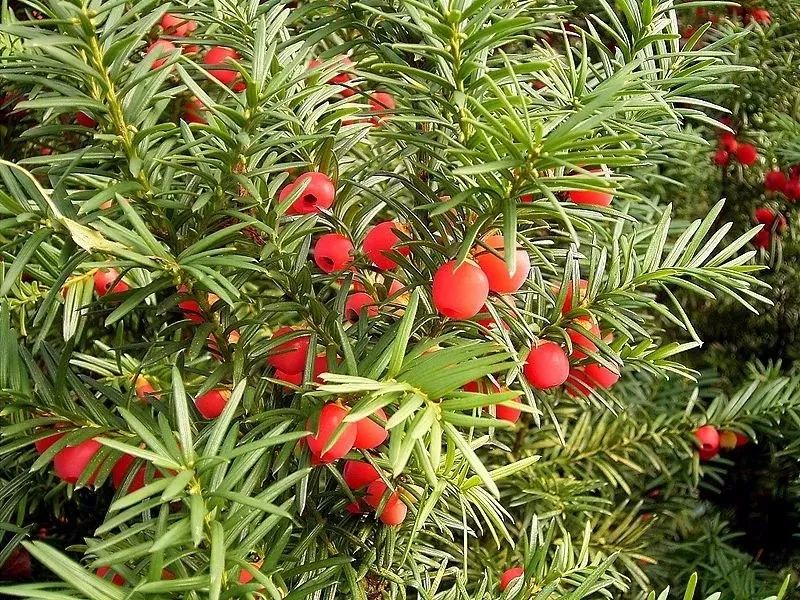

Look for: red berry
[53,438,102,484]
[111,454,147,491]
[182,96,206,124]
[695,425,720,461]
[474,235,531,294]
[365,480,407,525]
[94,268,129,296]
[748,8,771,24]
[195,389,231,419]
[275,368,303,388]
[735,432,748,447]
[583,362,621,389]
[558,279,589,314]
[75,111,96,128]
[134,376,159,402]
[500,567,524,591]
[279,171,336,215]
[369,92,396,126]
[0,547,32,581]
[568,316,601,359]
[160,13,197,36]
[267,326,311,374]
[719,132,738,153]
[343,460,380,490]
[785,179,800,202]
[345,501,364,514]
[523,341,570,389]
[146,39,176,69]
[734,143,759,166]
[363,221,409,270]
[712,149,730,167]
[566,368,595,397]
[353,408,388,450]
[752,229,771,249]
[306,404,357,463]
[432,260,490,319]
[344,292,378,324]
[203,46,240,85]
[34,430,64,455]
[96,566,125,586]
[314,233,354,273]
[567,189,613,207]
[493,401,523,423]
[764,170,787,193]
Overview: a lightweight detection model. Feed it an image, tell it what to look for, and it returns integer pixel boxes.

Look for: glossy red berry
[500,567,524,591]
[53,438,102,484]
[754,207,787,232]
[195,389,231,419]
[365,480,407,525]
[34,430,64,455]
[748,8,771,24]
[203,46,240,85]
[695,425,720,461]
[559,279,589,314]
[267,326,311,374]
[343,460,380,490]
[369,92,396,126]
[314,233,354,273]
[568,316,601,359]
[306,403,357,463]
[111,454,147,492]
[567,188,613,207]
[345,501,364,514]
[146,39,176,69]
[94,269,129,296]
[764,170,787,193]
[734,143,759,166]
[279,171,336,215]
[75,111,97,128]
[712,149,729,167]
[719,132,738,153]
[523,341,569,389]
[353,408,388,450]
[785,178,800,202]
[474,235,530,294]
[566,368,595,397]
[492,401,523,423]
[344,292,378,324]
[735,432,748,447]
[363,221,410,270]
[182,96,206,124]
[96,566,125,586]
[583,362,621,389]
[275,368,303,389]
[432,260,490,319]
[160,13,197,36]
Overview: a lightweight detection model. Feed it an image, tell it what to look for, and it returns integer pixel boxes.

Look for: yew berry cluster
[712,130,759,169]
[694,425,748,461]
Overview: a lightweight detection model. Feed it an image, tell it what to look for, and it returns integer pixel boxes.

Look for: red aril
[369,92,396,126]
[523,341,569,389]
[96,566,125,586]
[432,260,489,319]
[203,46,240,85]
[695,424,720,461]
[267,326,311,374]
[146,39,176,69]
[110,454,147,492]
[343,460,380,490]
[500,567,524,591]
[94,269,129,296]
[53,438,103,484]
[764,170,787,192]
[474,235,530,294]
[353,408,388,450]
[34,430,64,455]
[734,143,758,166]
[568,316,600,359]
[344,293,378,324]
[583,362,620,389]
[160,13,197,36]
[365,480,407,525]
[306,403,357,463]
[363,221,409,270]
[195,389,231,419]
[279,171,335,215]
[314,233,354,273]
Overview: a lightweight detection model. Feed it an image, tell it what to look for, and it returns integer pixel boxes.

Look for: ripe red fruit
[566,368,595,397]
[500,567,524,591]
[363,221,410,270]
[195,389,231,419]
[734,143,759,166]
[752,229,771,249]
[94,269,129,296]
[754,207,787,232]
[238,560,263,584]
[523,341,570,389]
[344,292,378,324]
[267,326,311,374]
[432,260,490,319]
[279,171,336,215]
[353,408,388,450]
[134,376,159,402]
[146,39,176,69]
[306,403,357,463]
[96,566,125,586]
[474,235,531,294]
[748,8,771,24]
[785,179,800,202]
[567,187,613,207]
[314,233,354,273]
[719,132,738,152]
[369,92,396,126]
[34,430,64,455]
[694,424,720,461]
[53,438,103,484]
[182,96,206,124]
[111,454,146,491]
[735,432,748,447]
[559,279,589,314]
[365,480,407,525]
[343,460,380,490]
[764,170,787,193]
[203,46,240,85]
[712,149,730,167]
[345,501,364,514]
[176,286,217,324]
[583,362,621,389]
[160,13,197,36]
[492,401,523,423]
[75,111,97,128]
[568,317,601,359]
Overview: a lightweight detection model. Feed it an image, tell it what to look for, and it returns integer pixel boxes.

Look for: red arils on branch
[734,143,759,166]
[75,111,97,128]
[110,454,147,492]
[344,292,378,324]
[568,316,601,359]
[96,566,125,586]
[365,480,407,525]
[314,233,354,273]
[161,13,197,36]
[694,424,720,461]
[267,326,311,374]
[369,92,396,126]
[523,341,569,389]
[134,376,159,402]
[343,460,380,490]
[34,430,64,455]
[474,235,530,294]
[432,260,490,319]
[353,407,388,450]
[195,389,231,419]
[279,171,336,215]
[583,362,621,389]
[499,567,524,591]
[53,438,103,484]
[363,221,409,270]
[146,39,176,69]
[764,170,787,193]
[719,132,738,153]
[306,403,357,463]
[94,269,129,296]
[712,149,729,167]
[203,46,240,85]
